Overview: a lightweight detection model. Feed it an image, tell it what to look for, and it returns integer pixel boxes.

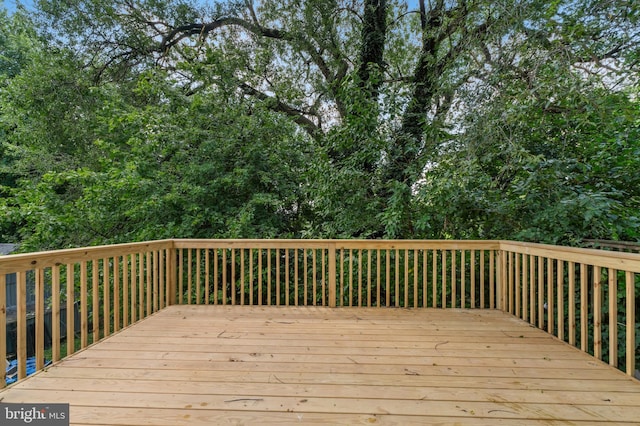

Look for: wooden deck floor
[2,305,639,425]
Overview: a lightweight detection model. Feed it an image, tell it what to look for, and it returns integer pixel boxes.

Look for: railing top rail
[173,239,501,250]
[0,240,174,275]
[498,240,640,273]
[2,238,640,274]
[172,239,335,249]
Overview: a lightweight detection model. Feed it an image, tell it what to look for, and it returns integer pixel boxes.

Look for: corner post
[0,273,6,388]
[168,244,178,306]
[626,271,635,376]
[498,249,507,311]
[328,243,336,307]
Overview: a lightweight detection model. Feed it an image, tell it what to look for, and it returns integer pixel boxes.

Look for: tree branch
[160,17,287,52]
[159,15,338,98]
[239,83,321,139]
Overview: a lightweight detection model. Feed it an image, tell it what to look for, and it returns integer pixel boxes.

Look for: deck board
[2,305,639,425]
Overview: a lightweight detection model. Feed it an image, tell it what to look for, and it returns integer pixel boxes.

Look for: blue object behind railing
[6,357,51,385]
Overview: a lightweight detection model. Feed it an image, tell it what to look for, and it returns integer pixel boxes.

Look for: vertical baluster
[114,256,121,329]
[538,257,544,329]
[547,259,554,334]
[368,250,373,307]
[123,255,129,328]
[359,249,363,307]
[257,249,262,306]
[404,249,409,308]
[529,255,536,325]
[580,263,587,352]
[480,250,485,309]
[489,251,494,309]
[593,266,602,360]
[138,253,144,320]
[94,260,101,341]
[322,249,326,306]
[266,249,271,305]
[461,250,466,308]
[557,260,564,341]
[568,262,576,346]
[608,268,617,367]
[214,249,219,305]
[422,250,428,308]
[17,271,27,379]
[335,249,341,306]
[451,250,457,309]
[376,250,381,308]
[80,262,88,348]
[508,252,514,314]
[205,249,210,305]
[157,249,162,310]
[312,249,317,306]
[303,249,308,305]
[52,265,61,362]
[104,258,111,336]
[395,249,400,308]
[471,250,476,309]
[66,266,75,357]
[223,249,228,305]
[275,248,280,305]
[432,250,437,308]
[441,250,447,308]
[35,268,44,370]
[241,249,246,306]
[232,249,236,306]
[515,253,521,317]
[178,250,183,305]
[249,249,254,305]
[522,254,528,321]
[196,249,201,305]
[187,250,192,305]
[349,249,354,307]
[386,250,390,307]
[413,249,418,308]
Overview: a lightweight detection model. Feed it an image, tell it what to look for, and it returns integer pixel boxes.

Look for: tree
[0,7,47,241]
[33,0,572,237]
[2,0,639,249]
[414,1,640,243]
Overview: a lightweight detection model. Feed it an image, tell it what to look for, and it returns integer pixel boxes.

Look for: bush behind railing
[175,245,499,309]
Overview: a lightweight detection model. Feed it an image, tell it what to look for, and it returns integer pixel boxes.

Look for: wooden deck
[1,305,639,425]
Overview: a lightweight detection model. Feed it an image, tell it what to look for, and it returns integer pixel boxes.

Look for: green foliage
[9,68,310,250]
[416,60,640,244]
[1,0,639,248]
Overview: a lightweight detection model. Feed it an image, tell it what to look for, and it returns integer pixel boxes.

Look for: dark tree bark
[357,0,387,99]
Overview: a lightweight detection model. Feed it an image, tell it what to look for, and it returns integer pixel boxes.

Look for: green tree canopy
[1,0,639,249]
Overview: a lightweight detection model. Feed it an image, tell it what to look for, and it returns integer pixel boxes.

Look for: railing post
[497,249,507,311]
[328,243,336,308]
[168,247,177,306]
[0,273,6,389]
[17,271,26,380]
[626,271,635,376]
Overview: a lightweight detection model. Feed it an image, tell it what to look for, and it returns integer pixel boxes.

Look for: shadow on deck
[2,305,639,425]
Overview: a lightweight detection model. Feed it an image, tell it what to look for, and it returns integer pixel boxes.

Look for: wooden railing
[499,241,639,378]
[172,240,501,308]
[0,240,174,388]
[0,239,638,389]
